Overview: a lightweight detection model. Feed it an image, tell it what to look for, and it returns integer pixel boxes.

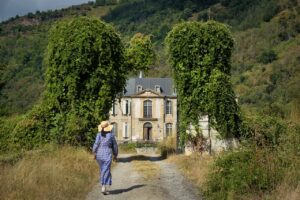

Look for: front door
[143,122,152,140]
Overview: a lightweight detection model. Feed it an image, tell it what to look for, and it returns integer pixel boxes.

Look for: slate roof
[124,77,176,97]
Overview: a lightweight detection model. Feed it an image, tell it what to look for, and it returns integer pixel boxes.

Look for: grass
[168,153,215,191]
[0,145,98,200]
[87,5,116,18]
[132,159,160,180]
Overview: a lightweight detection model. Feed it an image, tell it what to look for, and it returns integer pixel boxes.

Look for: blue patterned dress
[92,132,118,185]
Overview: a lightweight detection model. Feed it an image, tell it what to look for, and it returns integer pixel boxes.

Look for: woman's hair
[101,128,107,137]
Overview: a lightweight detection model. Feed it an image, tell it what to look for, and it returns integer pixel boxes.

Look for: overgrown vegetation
[10,17,129,150]
[0,0,299,199]
[204,116,300,199]
[166,21,242,146]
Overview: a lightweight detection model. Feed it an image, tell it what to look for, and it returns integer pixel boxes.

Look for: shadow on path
[109,184,146,195]
[117,155,165,163]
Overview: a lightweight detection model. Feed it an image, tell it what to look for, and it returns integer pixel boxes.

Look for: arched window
[166,100,172,114]
[166,123,172,136]
[143,100,152,118]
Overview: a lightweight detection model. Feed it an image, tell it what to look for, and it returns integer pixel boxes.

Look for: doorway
[143,122,152,140]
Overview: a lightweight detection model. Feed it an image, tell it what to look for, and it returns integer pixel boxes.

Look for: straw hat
[98,121,113,132]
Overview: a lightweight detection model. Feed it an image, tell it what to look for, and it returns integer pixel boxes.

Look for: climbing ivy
[166,21,242,146]
[13,17,128,148]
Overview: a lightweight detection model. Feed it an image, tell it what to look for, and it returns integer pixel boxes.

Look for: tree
[95,0,106,6]
[258,49,277,64]
[166,21,242,146]
[125,33,156,74]
[13,17,128,148]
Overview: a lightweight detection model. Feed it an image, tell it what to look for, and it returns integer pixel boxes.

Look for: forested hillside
[1,1,299,199]
[0,0,299,122]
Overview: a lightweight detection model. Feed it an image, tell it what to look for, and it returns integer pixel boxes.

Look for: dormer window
[137,85,143,93]
[155,85,161,93]
[173,87,177,95]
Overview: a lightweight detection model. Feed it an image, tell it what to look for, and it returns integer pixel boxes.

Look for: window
[143,100,152,118]
[173,87,177,95]
[112,102,117,116]
[123,122,128,138]
[125,100,129,115]
[166,100,172,114]
[155,85,161,93]
[112,123,117,136]
[137,85,143,93]
[166,123,172,136]
[122,100,130,115]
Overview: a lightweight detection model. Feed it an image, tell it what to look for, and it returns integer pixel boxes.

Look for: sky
[0,0,93,22]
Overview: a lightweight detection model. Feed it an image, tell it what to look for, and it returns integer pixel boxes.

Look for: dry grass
[168,153,215,190]
[87,6,115,18]
[268,168,300,200]
[132,160,160,180]
[0,145,98,200]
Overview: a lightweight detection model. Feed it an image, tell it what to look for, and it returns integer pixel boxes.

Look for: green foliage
[13,17,128,148]
[166,21,242,146]
[206,70,242,138]
[118,142,137,153]
[205,148,283,200]
[125,32,156,74]
[95,0,106,6]
[204,117,300,199]
[0,116,23,153]
[0,32,47,116]
[245,115,287,147]
[258,49,278,64]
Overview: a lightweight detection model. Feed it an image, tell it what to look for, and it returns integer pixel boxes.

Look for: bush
[204,117,300,199]
[118,142,136,153]
[258,49,277,64]
[0,116,23,153]
[205,148,283,199]
[246,115,287,147]
[159,136,176,158]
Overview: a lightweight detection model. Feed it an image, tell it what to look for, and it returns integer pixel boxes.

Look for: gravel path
[85,154,202,200]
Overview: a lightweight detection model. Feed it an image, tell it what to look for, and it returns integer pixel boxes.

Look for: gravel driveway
[86,154,202,200]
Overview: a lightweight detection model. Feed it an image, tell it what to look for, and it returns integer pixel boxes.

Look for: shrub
[205,148,283,200]
[159,136,176,158]
[118,142,137,153]
[246,115,287,147]
[258,49,277,64]
[0,116,23,153]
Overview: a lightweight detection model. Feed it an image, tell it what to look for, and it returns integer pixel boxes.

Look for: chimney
[139,71,144,78]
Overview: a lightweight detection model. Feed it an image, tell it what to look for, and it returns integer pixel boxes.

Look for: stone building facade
[109,77,177,142]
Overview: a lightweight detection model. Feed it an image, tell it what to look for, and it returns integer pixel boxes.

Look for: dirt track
[86,154,202,200]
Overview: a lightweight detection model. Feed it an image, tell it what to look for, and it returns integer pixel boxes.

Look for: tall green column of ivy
[166,21,242,147]
[12,17,128,149]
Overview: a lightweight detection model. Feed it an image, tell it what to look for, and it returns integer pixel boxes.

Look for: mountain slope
[0,0,299,121]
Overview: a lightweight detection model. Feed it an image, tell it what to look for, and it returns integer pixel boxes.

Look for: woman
[92,120,118,194]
